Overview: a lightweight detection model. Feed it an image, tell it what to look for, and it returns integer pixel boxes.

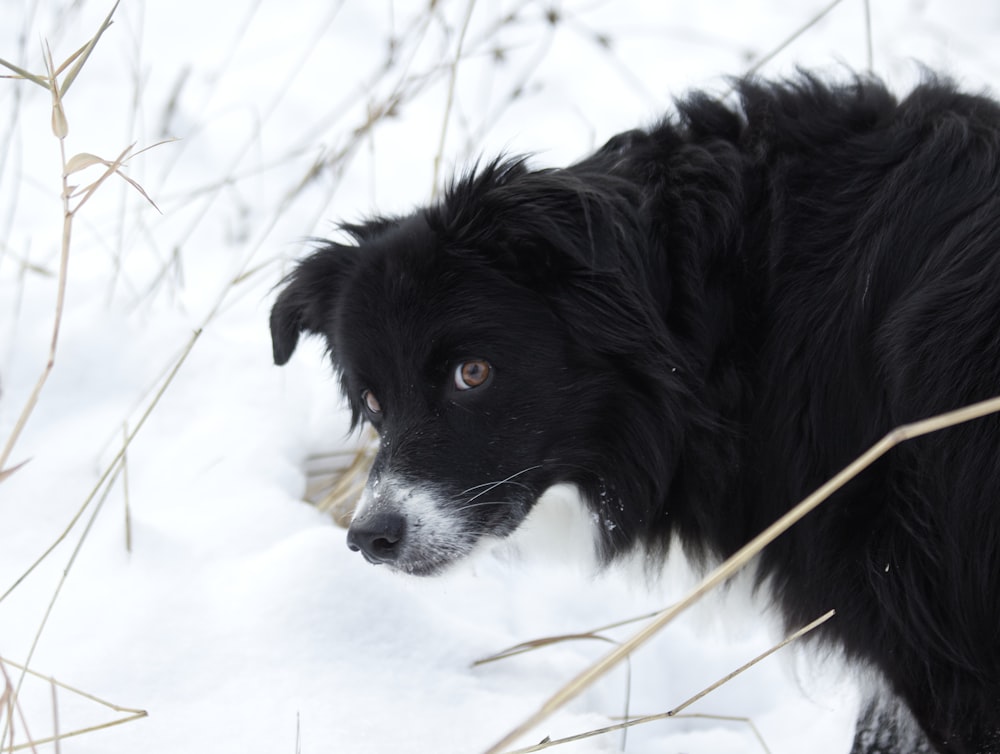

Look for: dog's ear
[269,243,359,365]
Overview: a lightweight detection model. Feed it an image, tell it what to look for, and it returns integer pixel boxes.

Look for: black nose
[346,511,406,565]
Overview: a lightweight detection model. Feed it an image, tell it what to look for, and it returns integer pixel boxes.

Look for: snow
[1,1,998,753]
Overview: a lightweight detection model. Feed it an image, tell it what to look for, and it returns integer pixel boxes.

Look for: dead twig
[496,609,833,754]
[0,657,146,753]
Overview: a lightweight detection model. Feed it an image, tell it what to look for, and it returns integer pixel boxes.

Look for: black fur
[271,73,1000,753]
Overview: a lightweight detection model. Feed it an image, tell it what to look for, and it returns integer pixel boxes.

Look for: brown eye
[362,389,381,414]
[454,360,491,390]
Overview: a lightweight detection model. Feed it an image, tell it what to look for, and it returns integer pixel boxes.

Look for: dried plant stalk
[0,657,146,753]
[512,621,835,753]
[314,438,377,527]
[0,1,163,480]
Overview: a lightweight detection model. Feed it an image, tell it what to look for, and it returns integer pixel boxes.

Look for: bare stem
[0,135,73,476]
[0,330,203,606]
[502,610,835,754]
[744,0,846,77]
[431,0,477,199]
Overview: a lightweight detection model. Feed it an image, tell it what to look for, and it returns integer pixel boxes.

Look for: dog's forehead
[343,215,536,319]
[334,220,504,357]
[346,221,467,314]
[332,216,567,381]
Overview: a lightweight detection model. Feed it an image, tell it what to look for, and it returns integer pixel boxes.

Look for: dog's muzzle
[346,511,406,565]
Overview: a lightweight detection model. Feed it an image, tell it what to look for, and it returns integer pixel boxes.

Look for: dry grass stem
[0,460,29,484]
[483,395,1000,754]
[0,661,36,754]
[475,631,630,668]
[473,607,668,668]
[745,0,846,76]
[0,24,174,712]
[122,423,132,554]
[0,1,163,480]
[0,57,49,88]
[501,610,834,754]
[0,657,146,753]
[667,609,835,717]
[49,679,59,754]
[0,3,123,93]
[307,434,378,526]
[431,0,478,199]
[10,462,130,705]
[508,714,771,754]
[863,0,874,70]
[44,43,68,139]
[56,0,120,97]
[0,51,72,478]
[2,324,200,739]
[1,329,203,606]
[66,140,171,215]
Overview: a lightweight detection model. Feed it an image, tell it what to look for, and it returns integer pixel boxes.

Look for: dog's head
[271,158,688,574]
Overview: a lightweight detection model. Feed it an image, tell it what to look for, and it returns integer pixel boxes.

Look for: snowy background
[2,1,999,752]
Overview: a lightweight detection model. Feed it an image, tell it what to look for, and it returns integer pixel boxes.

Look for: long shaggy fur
[271,73,1000,753]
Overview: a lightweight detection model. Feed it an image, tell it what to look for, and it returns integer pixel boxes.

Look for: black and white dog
[270,74,1000,753]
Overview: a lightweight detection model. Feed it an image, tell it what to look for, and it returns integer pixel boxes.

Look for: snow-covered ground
[1,1,998,752]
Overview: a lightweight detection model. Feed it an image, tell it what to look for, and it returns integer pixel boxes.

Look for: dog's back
[639,76,1000,753]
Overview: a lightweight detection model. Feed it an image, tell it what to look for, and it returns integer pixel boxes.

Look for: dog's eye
[454,360,491,390]
[362,389,382,415]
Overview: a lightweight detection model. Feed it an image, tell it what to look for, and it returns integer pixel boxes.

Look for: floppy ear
[269,243,359,365]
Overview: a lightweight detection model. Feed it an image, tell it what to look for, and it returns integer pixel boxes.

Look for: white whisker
[458,465,542,507]
[455,500,522,512]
